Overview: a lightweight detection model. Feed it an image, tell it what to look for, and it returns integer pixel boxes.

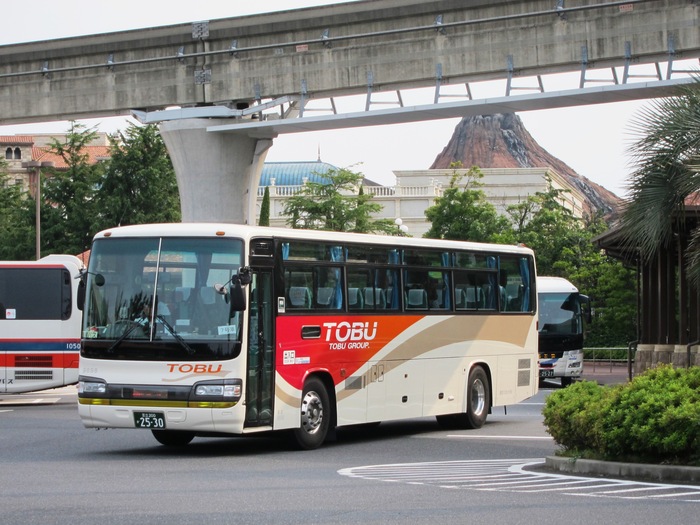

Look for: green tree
[41,122,103,255]
[259,185,270,226]
[283,166,396,234]
[618,77,700,284]
[509,184,584,275]
[0,161,34,259]
[94,123,180,230]
[423,164,510,242]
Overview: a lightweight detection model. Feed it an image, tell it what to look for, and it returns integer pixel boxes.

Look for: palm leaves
[620,76,700,283]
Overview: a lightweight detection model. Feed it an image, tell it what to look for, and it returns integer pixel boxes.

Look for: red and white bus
[1,255,84,393]
[77,224,538,449]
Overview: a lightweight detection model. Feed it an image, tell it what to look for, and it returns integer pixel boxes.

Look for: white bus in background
[0,255,85,393]
[537,276,591,387]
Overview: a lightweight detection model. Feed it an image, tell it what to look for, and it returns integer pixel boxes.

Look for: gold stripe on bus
[78,398,237,409]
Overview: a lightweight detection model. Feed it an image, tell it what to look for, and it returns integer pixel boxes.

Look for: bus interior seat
[289,286,312,308]
[316,287,335,308]
[348,288,363,309]
[455,287,467,309]
[406,288,428,309]
[363,288,386,309]
[465,287,483,309]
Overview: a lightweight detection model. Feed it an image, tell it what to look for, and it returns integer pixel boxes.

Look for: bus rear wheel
[292,377,332,450]
[435,366,490,430]
[151,430,195,447]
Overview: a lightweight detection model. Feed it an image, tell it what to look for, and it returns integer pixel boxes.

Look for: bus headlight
[78,377,106,394]
[194,384,241,397]
[190,379,242,407]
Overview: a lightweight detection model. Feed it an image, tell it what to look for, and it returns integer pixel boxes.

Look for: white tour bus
[1,255,85,393]
[78,223,538,449]
[537,276,591,386]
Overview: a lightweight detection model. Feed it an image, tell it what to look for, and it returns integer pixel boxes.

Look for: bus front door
[244,270,274,427]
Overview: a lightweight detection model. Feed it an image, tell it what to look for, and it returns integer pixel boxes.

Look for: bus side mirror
[580,294,592,323]
[229,280,246,312]
[77,279,86,311]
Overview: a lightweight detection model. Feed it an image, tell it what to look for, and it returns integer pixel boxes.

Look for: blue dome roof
[260,161,337,186]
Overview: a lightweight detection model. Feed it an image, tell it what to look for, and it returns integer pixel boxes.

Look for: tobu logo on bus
[322,321,377,350]
[166,363,223,374]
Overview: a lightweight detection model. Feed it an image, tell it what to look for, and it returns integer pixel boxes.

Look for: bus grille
[517,358,531,387]
[14,370,54,381]
[14,355,53,367]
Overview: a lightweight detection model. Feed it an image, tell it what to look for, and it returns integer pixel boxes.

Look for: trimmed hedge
[542,365,700,465]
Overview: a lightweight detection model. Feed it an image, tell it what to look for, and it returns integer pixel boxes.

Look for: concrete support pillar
[160,118,273,224]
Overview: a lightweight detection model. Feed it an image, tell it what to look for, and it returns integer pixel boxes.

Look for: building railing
[259,184,444,198]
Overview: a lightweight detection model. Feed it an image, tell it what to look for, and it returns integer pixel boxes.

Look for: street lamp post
[394,217,409,235]
[22,160,54,260]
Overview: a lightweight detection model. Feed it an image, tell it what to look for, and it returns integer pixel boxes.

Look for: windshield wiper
[106,321,143,353]
[156,314,196,355]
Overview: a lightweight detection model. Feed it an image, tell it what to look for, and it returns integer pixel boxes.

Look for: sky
[0,0,674,197]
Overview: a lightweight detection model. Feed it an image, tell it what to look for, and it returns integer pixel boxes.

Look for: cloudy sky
[0,0,679,197]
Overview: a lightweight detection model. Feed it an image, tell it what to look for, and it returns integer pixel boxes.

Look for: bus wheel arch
[436,363,492,430]
[292,372,336,450]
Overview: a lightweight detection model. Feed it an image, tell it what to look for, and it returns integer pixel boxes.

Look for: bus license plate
[133,412,166,429]
[539,370,555,378]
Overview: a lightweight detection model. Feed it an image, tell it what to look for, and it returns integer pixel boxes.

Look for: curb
[545,456,700,484]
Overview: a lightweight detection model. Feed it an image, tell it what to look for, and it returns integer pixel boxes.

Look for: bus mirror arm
[75,270,105,311]
[214,266,250,312]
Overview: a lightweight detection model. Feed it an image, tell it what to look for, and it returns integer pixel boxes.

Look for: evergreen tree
[259,185,270,226]
[0,161,34,259]
[41,122,103,255]
[94,123,180,230]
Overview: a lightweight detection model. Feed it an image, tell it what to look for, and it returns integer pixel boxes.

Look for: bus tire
[292,377,332,450]
[465,366,489,428]
[151,430,195,447]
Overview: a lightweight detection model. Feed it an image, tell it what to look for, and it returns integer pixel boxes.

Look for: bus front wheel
[292,377,332,450]
[151,430,195,447]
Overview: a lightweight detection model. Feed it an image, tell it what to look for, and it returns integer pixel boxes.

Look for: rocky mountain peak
[430,113,620,217]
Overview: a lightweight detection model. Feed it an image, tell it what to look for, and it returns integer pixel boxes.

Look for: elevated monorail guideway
[2,0,699,224]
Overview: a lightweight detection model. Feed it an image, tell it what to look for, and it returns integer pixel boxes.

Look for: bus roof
[0,254,84,272]
[537,276,578,294]
[93,223,535,257]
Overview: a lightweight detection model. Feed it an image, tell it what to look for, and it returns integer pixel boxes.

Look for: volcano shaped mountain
[430,113,621,217]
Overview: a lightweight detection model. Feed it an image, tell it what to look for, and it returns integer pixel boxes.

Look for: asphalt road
[1,381,698,525]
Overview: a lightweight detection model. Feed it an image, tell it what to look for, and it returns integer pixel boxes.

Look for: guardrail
[583,346,634,371]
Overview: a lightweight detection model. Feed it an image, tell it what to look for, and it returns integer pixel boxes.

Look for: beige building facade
[259,166,587,237]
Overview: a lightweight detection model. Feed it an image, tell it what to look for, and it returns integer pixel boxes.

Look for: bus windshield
[81,236,244,361]
[538,292,582,336]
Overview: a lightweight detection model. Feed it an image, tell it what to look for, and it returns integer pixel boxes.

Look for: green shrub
[542,380,614,453]
[601,366,700,464]
[542,366,700,465]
